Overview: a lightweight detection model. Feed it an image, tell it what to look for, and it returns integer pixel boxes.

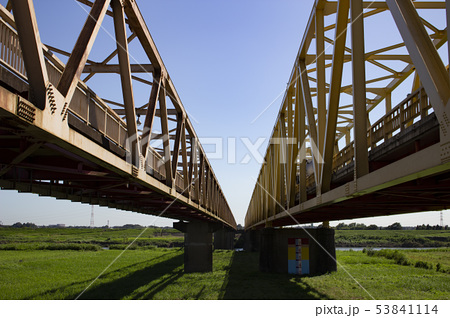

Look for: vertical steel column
[180,124,189,191]
[316,8,327,158]
[158,83,173,186]
[350,0,369,178]
[321,0,349,193]
[299,59,320,189]
[112,0,139,166]
[289,78,299,207]
[296,66,307,203]
[447,0,450,84]
[171,114,184,183]
[141,73,161,157]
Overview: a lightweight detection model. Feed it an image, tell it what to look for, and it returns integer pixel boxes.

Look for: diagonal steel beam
[83,33,136,82]
[387,0,450,134]
[11,0,49,110]
[0,142,43,177]
[57,0,111,104]
[122,0,164,70]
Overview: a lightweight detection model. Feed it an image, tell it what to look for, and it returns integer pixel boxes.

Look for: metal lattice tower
[90,206,94,228]
[440,211,444,227]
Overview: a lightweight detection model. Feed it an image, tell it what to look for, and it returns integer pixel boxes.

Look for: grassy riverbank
[0,248,449,300]
[1,227,449,299]
[335,229,450,248]
[2,228,449,250]
[0,227,183,250]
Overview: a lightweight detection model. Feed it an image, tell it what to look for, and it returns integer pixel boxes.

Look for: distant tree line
[1,222,160,229]
[2,222,448,231]
[11,222,38,228]
[416,224,449,230]
[335,222,448,230]
[334,222,405,230]
[335,222,379,230]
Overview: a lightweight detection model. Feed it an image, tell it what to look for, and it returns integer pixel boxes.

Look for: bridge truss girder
[245,0,449,229]
[0,0,235,228]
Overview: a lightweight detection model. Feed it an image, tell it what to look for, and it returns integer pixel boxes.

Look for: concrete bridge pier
[174,221,213,273]
[213,227,235,250]
[243,229,261,252]
[259,227,336,275]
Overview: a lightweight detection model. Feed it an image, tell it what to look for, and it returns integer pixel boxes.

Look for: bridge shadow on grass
[73,253,184,299]
[25,250,184,300]
[220,252,330,300]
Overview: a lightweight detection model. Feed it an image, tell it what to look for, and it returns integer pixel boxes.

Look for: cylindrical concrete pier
[259,227,336,275]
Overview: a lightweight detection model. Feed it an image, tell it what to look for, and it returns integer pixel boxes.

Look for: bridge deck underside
[274,171,450,228]
[0,105,216,223]
[0,70,224,226]
[251,112,447,229]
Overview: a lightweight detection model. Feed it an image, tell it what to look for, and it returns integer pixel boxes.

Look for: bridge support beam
[259,227,336,275]
[174,221,213,273]
[213,228,235,250]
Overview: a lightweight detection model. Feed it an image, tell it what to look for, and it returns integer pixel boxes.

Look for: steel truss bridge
[246,0,450,229]
[0,0,236,229]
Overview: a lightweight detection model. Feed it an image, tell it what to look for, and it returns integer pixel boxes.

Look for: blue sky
[0,0,446,227]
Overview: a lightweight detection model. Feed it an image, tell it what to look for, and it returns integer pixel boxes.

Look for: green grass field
[1,248,449,300]
[0,227,449,299]
[0,227,183,250]
[334,229,450,247]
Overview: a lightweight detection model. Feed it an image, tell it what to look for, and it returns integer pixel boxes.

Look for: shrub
[364,249,410,266]
[415,261,433,270]
[38,243,100,251]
